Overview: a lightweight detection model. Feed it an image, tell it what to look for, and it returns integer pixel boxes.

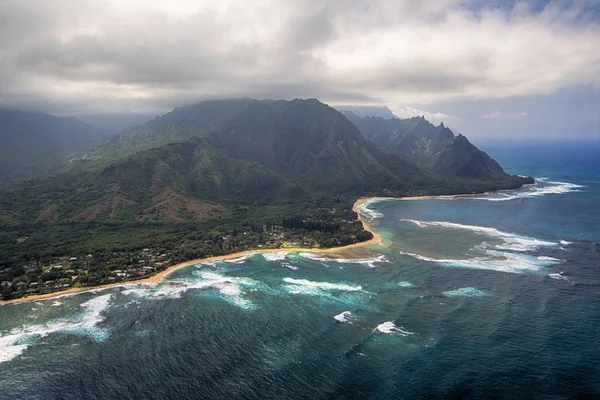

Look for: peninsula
[0,98,533,302]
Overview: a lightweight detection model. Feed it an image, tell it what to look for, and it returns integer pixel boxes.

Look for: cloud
[0,0,599,114]
[480,111,528,120]
[390,106,463,126]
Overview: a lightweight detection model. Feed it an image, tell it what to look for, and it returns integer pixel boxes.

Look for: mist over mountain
[336,105,396,119]
[76,114,156,138]
[0,109,102,184]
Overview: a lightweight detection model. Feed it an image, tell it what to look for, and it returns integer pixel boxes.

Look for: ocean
[1,139,599,399]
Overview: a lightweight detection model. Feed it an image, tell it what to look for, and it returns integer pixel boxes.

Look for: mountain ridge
[343,112,508,180]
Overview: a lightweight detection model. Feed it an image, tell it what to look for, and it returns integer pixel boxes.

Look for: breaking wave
[401,219,557,252]
[334,311,353,323]
[223,253,256,264]
[282,278,362,292]
[122,271,263,310]
[374,321,414,336]
[262,252,287,262]
[473,178,584,201]
[0,294,113,364]
[443,287,486,297]
[299,253,389,268]
[548,272,570,281]
[357,201,384,219]
[399,249,562,274]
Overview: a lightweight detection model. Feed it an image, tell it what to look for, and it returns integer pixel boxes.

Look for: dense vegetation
[0,98,532,300]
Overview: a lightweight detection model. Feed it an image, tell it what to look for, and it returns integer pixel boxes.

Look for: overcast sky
[1,0,599,138]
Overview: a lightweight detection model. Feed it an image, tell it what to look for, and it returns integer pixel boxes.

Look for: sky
[0,0,599,138]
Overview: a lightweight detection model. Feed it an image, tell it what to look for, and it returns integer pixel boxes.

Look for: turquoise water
[1,139,599,399]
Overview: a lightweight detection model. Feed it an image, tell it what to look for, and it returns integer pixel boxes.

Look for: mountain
[4,99,458,225]
[343,112,509,180]
[76,113,156,137]
[64,98,262,170]
[0,109,103,184]
[337,105,396,119]
[2,99,532,226]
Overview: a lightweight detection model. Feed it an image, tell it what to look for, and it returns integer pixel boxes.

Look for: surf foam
[400,249,561,274]
[549,272,570,281]
[442,287,486,297]
[357,201,384,219]
[334,311,353,323]
[299,253,388,268]
[262,252,287,262]
[122,271,263,309]
[283,278,362,292]
[473,179,584,202]
[374,321,414,335]
[0,294,113,364]
[401,219,557,252]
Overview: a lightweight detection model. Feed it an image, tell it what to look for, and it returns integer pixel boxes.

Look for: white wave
[262,252,287,262]
[0,294,113,364]
[122,272,260,309]
[473,179,584,202]
[283,278,362,292]
[223,253,256,264]
[397,281,413,287]
[548,272,570,281]
[374,321,414,336]
[401,219,557,252]
[357,202,384,219]
[400,249,561,274]
[538,256,562,262]
[560,240,573,246]
[299,253,388,268]
[334,311,353,323]
[443,287,486,297]
[51,301,63,307]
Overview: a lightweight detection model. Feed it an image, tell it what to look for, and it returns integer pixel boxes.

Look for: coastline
[2,180,535,306]
[2,199,382,305]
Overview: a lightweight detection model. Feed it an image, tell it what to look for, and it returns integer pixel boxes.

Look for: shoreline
[2,199,382,305]
[2,180,534,306]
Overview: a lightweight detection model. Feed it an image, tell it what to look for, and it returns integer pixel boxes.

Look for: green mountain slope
[0,99,533,295]
[0,109,102,184]
[343,112,508,180]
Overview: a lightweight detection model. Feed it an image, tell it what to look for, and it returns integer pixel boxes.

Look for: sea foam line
[442,287,486,297]
[299,253,389,268]
[473,179,584,202]
[282,278,362,292]
[399,249,562,274]
[401,219,557,252]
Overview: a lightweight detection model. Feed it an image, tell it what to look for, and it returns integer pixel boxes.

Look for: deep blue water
[1,139,599,399]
